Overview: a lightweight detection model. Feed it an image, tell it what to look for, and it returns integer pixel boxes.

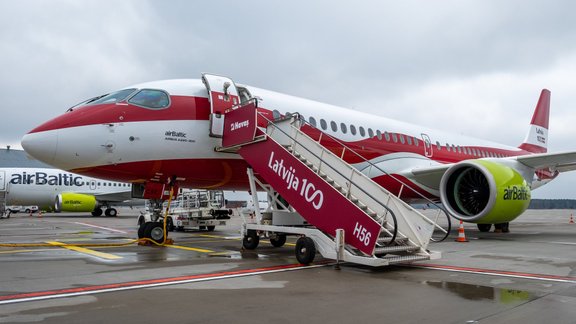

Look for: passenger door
[421,133,433,158]
[202,74,240,137]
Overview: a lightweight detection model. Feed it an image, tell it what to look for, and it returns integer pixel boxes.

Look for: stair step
[373,245,419,255]
[377,236,408,244]
[384,255,431,264]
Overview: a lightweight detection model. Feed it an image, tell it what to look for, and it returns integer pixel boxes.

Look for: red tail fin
[519,89,550,153]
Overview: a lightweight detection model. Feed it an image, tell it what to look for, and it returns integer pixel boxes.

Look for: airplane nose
[21,130,58,166]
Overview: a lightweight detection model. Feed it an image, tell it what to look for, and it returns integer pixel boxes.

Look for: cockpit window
[88,88,137,105]
[128,89,170,109]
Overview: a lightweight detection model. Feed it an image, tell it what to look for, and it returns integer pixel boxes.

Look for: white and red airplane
[21,74,576,232]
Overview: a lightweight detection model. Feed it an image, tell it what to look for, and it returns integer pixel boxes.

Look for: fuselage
[1,167,130,210]
[21,79,556,200]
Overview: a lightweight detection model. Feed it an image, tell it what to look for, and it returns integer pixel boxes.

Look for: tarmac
[0,208,575,323]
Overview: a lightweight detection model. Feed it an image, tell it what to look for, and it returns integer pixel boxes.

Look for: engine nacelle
[440,160,531,224]
[55,193,97,212]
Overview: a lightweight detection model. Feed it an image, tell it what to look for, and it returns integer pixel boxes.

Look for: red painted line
[403,263,576,283]
[0,263,327,304]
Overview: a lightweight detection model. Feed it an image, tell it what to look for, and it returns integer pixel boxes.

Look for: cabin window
[436,141,442,150]
[128,89,170,109]
[330,121,337,132]
[457,146,462,153]
[340,123,348,134]
[414,137,419,146]
[359,126,366,137]
[98,182,101,186]
[392,133,398,143]
[452,144,456,152]
[309,117,317,127]
[320,119,327,130]
[350,125,357,135]
[384,131,391,142]
[399,134,405,144]
[407,136,412,145]
[376,130,382,140]
[368,128,374,138]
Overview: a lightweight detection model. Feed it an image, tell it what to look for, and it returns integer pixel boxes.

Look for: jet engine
[55,193,97,212]
[439,160,531,224]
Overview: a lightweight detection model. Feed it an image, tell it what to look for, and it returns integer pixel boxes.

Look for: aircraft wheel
[91,208,103,217]
[295,236,316,265]
[477,224,492,232]
[145,222,166,243]
[105,208,117,217]
[242,230,259,250]
[137,221,147,239]
[270,234,287,247]
[166,217,175,232]
[206,225,216,232]
[501,222,510,233]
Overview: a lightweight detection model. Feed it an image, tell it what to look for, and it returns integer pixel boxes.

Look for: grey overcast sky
[1,0,575,199]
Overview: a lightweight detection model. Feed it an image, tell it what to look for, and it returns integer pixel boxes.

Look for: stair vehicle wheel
[270,233,287,247]
[243,230,260,250]
[206,225,216,232]
[91,207,103,217]
[295,236,316,265]
[477,223,491,232]
[104,208,117,217]
[145,222,166,243]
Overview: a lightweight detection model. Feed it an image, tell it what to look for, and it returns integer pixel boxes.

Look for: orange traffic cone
[455,221,469,242]
[570,213,574,224]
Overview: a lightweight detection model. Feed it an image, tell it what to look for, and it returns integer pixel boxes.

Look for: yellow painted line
[0,249,52,254]
[208,251,238,256]
[46,241,123,260]
[166,244,214,253]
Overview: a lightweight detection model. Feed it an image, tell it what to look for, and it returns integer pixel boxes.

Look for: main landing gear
[91,207,118,217]
[476,222,510,233]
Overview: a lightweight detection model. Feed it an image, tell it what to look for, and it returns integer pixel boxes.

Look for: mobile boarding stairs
[216,101,445,267]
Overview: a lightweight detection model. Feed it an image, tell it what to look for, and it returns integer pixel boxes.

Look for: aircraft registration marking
[46,241,123,260]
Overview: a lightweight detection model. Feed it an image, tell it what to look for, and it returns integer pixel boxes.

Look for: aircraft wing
[93,191,133,203]
[512,151,576,172]
[406,151,576,191]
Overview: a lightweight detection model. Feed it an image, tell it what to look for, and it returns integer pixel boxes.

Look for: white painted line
[72,222,129,234]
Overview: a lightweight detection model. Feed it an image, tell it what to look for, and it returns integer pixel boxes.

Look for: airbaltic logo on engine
[268,151,324,210]
[503,186,530,201]
[10,172,85,186]
[230,120,249,131]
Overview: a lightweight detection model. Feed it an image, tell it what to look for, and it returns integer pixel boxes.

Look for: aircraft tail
[518,89,550,154]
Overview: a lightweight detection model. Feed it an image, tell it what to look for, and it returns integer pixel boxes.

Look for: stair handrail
[292,115,452,242]
[254,111,401,247]
[257,109,451,242]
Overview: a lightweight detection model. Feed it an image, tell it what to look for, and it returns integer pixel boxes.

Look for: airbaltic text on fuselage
[10,172,85,186]
[268,151,324,210]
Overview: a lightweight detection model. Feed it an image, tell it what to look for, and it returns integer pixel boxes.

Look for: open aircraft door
[202,73,240,137]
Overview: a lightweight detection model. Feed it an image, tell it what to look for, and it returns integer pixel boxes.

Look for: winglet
[519,89,550,153]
